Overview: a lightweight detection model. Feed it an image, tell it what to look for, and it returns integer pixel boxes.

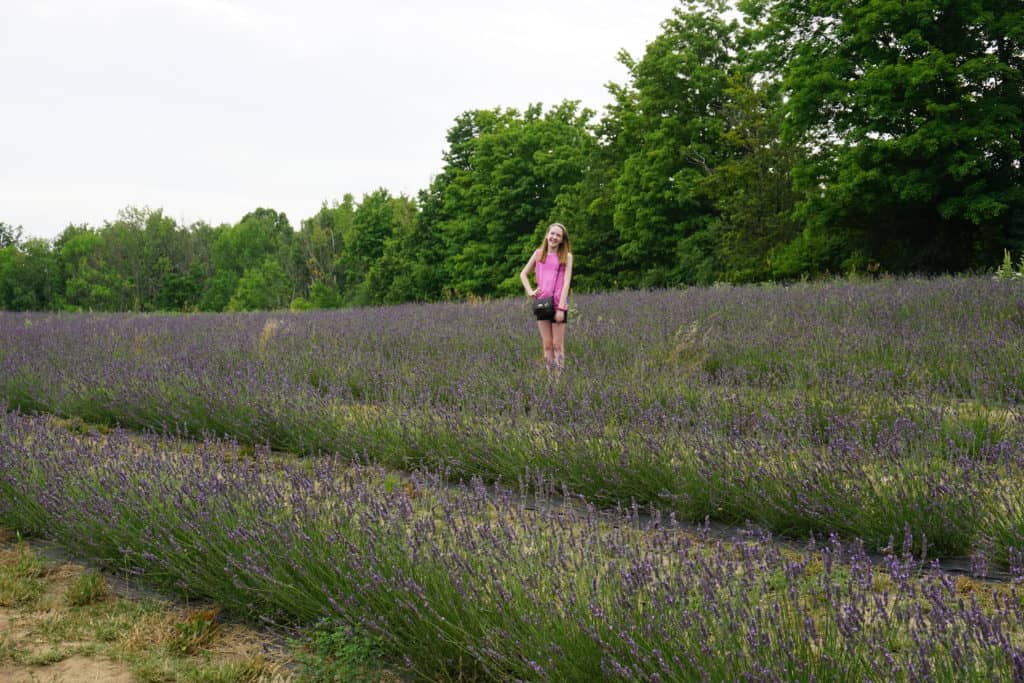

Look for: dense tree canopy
[743,0,1024,272]
[2,0,1020,311]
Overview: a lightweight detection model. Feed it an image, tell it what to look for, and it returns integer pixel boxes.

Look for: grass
[0,530,293,682]
[65,569,110,607]
[0,543,48,608]
[290,621,388,683]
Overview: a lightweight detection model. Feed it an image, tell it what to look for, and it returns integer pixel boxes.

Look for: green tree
[0,236,58,310]
[99,207,149,310]
[338,189,400,304]
[140,209,199,310]
[0,222,23,250]
[201,208,295,311]
[227,256,292,311]
[16,239,62,310]
[702,74,804,282]
[199,267,238,312]
[54,225,132,311]
[96,206,202,311]
[0,246,16,308]
[0,242,52,309]
[296,197,355,306]
[364,194,428,304]
[608,0,742,286]
[743,0,1024,272]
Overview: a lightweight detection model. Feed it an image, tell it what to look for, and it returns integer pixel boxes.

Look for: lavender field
[2,412,1024,680]
[2,275,1024,679]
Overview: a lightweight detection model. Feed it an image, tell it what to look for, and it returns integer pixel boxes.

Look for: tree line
[2,0,1021,312]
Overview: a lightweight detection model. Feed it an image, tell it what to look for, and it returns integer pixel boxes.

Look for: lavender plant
[1,276,1022,562]
[1,411,1023,681]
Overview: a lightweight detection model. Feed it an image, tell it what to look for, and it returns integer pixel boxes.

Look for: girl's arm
[520,251,539,296]
[557,253,573,310]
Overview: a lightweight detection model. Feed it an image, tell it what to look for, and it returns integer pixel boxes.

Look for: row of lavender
[2,411,1022,681]
[1,277,1023,559]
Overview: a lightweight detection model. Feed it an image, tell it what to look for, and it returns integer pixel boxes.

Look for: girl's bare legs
[536,320,556,368]
[551,320,566,370]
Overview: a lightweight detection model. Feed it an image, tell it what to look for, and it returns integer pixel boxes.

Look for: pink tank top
[534,249,565,307]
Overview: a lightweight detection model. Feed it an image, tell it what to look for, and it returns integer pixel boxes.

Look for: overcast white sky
[2,0,678,240]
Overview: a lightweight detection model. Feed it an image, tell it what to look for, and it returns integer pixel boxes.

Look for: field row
[2,411,1023,681]
[2,277,1023,563]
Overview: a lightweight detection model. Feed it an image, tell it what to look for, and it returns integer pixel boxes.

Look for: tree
[608,0,743,286]
[296,196,355,306]
[228,256,291,311]
[199,267,238,312]
[201,208,295,311]
[703,74,804,282]
[743,0,1024,272]
[338,189,400,303]
[364,194,430,304]
[54,225,133,311]
[0,237,60,310]
[96,206,199,311]
[0,222,23,249]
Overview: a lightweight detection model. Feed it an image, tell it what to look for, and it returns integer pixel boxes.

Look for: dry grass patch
[0,529,293,682]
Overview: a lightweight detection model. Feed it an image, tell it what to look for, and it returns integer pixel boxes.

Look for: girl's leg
[551,321,566,369]
[536,320,555,367]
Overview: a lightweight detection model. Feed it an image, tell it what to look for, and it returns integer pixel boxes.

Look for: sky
[2,0,679,241]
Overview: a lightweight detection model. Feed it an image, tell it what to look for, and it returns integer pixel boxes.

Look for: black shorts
[539,311,568,324]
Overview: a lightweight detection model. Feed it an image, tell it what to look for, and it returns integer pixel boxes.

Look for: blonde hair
[537,223,571,265]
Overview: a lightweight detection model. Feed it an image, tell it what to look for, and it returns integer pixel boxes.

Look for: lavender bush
[2,411,1023,681]
[1,276,1023,561]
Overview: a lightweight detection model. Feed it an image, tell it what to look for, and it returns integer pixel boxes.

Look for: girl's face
[546,225,565,250]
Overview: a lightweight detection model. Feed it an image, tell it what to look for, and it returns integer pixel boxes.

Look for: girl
[519,222,574,370]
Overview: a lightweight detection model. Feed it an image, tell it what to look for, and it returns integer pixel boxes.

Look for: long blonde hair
[537,223,571,265]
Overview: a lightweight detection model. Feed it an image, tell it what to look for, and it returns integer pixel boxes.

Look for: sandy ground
[0,655,134,683]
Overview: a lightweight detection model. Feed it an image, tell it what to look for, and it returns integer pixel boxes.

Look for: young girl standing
[519,222,574,370]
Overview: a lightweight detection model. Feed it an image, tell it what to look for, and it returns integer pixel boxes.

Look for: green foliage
[296,197,355,302]
[308,281,344,308]
[291,622,383,683]
[228,257,292,311]
[200,270,240,312]
[768,226,849,279]
[0,222,22,250]
[56,226,129,311]
[609,0,740,286]
[706,75,804,282]
[994,249,1024,281]
[339,190,422,305]
[747,0,1024,272]
[65,569,109,607]
[365,194,432,304]
[0,240,62,311]
[213,208,292,276]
